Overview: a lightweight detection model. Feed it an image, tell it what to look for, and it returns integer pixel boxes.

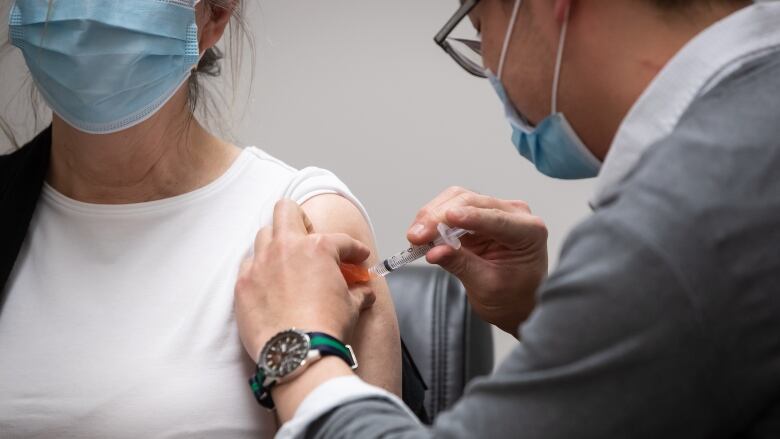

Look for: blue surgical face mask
[489,0,601,179]
[9,0,201,135]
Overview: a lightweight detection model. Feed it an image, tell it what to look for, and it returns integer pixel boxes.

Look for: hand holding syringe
[340,223,472,283]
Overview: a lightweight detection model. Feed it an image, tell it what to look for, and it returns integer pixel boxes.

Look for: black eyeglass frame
[434,0,486,78]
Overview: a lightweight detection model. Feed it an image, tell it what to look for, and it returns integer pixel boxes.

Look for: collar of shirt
[590,1,780,208]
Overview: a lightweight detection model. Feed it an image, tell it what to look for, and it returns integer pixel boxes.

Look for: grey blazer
[303,51,780,438]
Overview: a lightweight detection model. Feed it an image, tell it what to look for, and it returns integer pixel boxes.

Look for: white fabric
[0,147,371,439]
[276,376,417,439]
[592,1,780,206]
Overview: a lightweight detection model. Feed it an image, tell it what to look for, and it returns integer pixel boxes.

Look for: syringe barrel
[368,242,435,277]
[368,224,472,277]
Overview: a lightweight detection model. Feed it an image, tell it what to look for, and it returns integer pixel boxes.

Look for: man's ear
[199,0,236,52]
[553,0,573,23]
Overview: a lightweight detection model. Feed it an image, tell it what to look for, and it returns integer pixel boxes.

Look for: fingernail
[409,223,425,236]
[449,208,466,220]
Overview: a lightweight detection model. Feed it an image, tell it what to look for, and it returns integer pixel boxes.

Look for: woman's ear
[197,0,236,53]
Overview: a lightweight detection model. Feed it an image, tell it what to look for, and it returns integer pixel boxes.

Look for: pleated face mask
[9,0,201,134]
[488,0,601,179]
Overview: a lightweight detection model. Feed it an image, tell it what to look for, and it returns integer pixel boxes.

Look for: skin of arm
[300,194,402,396]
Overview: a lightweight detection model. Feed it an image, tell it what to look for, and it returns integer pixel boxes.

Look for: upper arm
[301,193,402,396]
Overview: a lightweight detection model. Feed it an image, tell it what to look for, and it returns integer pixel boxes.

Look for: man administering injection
[235,0,780,437]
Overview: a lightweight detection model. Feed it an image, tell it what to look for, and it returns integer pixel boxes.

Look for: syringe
[368,223,472,277]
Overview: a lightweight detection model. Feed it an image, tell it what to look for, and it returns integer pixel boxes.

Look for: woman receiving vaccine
[0,1,404,437]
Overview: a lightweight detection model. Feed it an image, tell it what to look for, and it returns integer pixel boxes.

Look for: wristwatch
[248,328,358,409]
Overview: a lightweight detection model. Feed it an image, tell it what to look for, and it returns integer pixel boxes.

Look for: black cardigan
[0,127,50,303]
[0,127,428,422]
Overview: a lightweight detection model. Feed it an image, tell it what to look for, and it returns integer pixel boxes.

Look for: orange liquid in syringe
[340,263,371,285]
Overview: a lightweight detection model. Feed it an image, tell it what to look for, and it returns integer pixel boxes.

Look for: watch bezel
[259,329,312,380]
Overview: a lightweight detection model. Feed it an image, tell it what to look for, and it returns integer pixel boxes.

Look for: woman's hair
[188,0,255,139]
[0,0,255,149]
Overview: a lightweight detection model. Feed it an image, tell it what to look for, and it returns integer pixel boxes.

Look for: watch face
[261,330,310,378]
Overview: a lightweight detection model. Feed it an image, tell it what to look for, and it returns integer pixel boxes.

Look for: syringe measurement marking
[383,242,435,272]
[369,225,470,277]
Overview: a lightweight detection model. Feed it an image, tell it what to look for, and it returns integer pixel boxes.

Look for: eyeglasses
[434,0,486,78]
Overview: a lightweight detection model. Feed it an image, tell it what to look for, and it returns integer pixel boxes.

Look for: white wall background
[0,0,596,365]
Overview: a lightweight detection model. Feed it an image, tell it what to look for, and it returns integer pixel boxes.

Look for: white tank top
[0,147,370,438]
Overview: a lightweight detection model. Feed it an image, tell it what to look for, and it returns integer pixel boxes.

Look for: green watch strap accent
[309,335,351,359]
[250,373,263,392]
[249,368,273,409]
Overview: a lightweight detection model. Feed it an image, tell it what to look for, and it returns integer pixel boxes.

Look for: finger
[446,192,529,215]
[407,186,470,243]
[350,285,376,311]
[507,199,532,214]
[302,210,315,234]
[238,257,253,277]
[445,206,547,247]
[426,244,486,280]
[272,199,308,238]
[409,190,527,245]
[253,226,273,257]
[321,233,371,264]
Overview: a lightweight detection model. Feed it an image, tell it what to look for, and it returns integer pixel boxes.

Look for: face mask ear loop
[497,0,523,80]
[191,0,204,71]
[551,4,570,115]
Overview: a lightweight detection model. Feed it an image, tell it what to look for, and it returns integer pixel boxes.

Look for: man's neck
[48,87,239,204]
[562,0,751,160]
